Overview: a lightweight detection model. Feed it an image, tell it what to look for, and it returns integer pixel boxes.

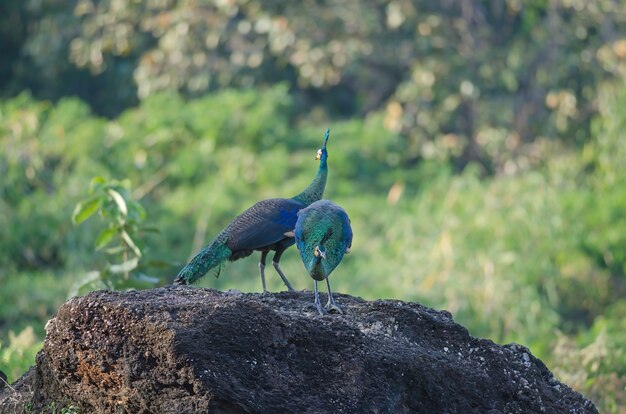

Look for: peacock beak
[314,246,326,259]
[315,128,329,160]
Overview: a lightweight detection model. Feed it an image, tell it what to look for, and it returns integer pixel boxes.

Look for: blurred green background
[1,0,626,411]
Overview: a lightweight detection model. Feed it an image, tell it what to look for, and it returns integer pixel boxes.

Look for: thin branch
[132,169,169,200]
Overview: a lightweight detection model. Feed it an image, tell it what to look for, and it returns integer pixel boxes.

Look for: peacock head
[315,129,330,161]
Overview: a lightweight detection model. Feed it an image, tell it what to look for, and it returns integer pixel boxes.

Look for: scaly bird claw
[306,301,327,315]
[316,302,327,315]
[325,302,343,314]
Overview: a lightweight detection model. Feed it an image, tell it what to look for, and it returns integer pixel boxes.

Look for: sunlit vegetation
[1,1,626,411]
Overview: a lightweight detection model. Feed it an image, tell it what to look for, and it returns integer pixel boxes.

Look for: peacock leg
[259,251,269,293]
[314,280,326,315]
[272,248,295,292]
[325,278,343,314]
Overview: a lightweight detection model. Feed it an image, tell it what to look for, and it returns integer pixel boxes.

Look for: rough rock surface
[1,286,597,413]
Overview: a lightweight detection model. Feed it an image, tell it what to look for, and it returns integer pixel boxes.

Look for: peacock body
[294,199,353,314]
[174,130,330,290]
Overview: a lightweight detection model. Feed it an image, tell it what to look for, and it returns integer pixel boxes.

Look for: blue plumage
[225,198,304,253]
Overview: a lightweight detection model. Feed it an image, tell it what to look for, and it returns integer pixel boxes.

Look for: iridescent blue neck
[292,154,327,206]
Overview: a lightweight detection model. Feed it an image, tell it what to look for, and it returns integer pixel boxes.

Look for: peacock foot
[307,301,327,315]
[316,302,327,315]
[325,302,343,314]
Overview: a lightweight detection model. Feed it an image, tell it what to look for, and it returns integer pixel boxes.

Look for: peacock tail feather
[174,229,232,285]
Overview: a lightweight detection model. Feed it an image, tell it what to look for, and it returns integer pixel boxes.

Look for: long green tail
[174,229,232,285]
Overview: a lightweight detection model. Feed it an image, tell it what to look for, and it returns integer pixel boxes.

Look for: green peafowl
[173,129,331,291]
[294,199,353,315]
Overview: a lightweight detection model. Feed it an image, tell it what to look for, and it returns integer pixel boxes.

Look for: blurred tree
[0,0,138,117]
[2,59,626,414]
[3,1,626,169]
[0,1,25,94]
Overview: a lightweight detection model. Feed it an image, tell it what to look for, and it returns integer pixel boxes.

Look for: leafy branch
[71,177,161,296]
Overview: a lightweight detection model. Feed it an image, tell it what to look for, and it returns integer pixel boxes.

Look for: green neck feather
[293,154,327,205]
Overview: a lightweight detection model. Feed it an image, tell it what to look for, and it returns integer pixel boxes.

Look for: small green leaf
[95,227,118,250]
[121,230,142,257]
[107,189,128,216]
[89,176,108,193]
[109,258,139,274]
[72,196,102,225]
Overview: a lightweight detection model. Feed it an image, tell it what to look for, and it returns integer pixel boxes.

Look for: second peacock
[294,199,353,315]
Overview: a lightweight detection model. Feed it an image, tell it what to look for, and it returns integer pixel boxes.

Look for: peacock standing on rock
[294,199,353,315]
[173,129,331,291]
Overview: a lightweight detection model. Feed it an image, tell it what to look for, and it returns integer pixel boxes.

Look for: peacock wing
[226,198,305,251]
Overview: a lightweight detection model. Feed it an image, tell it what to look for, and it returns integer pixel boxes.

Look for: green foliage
[0,327,42,383]
[71,177,161,295]
[0,93,106,270]
[0,86,295,274]
[580,84,626,281]
[45,402,81,414]
[0,271,72,343]
[1,3,625,413]
[2,43,626,413]
[3,1,626,170]
[551,315,626,412]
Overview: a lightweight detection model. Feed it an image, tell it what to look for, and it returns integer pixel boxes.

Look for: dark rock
[0,286,597,413]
